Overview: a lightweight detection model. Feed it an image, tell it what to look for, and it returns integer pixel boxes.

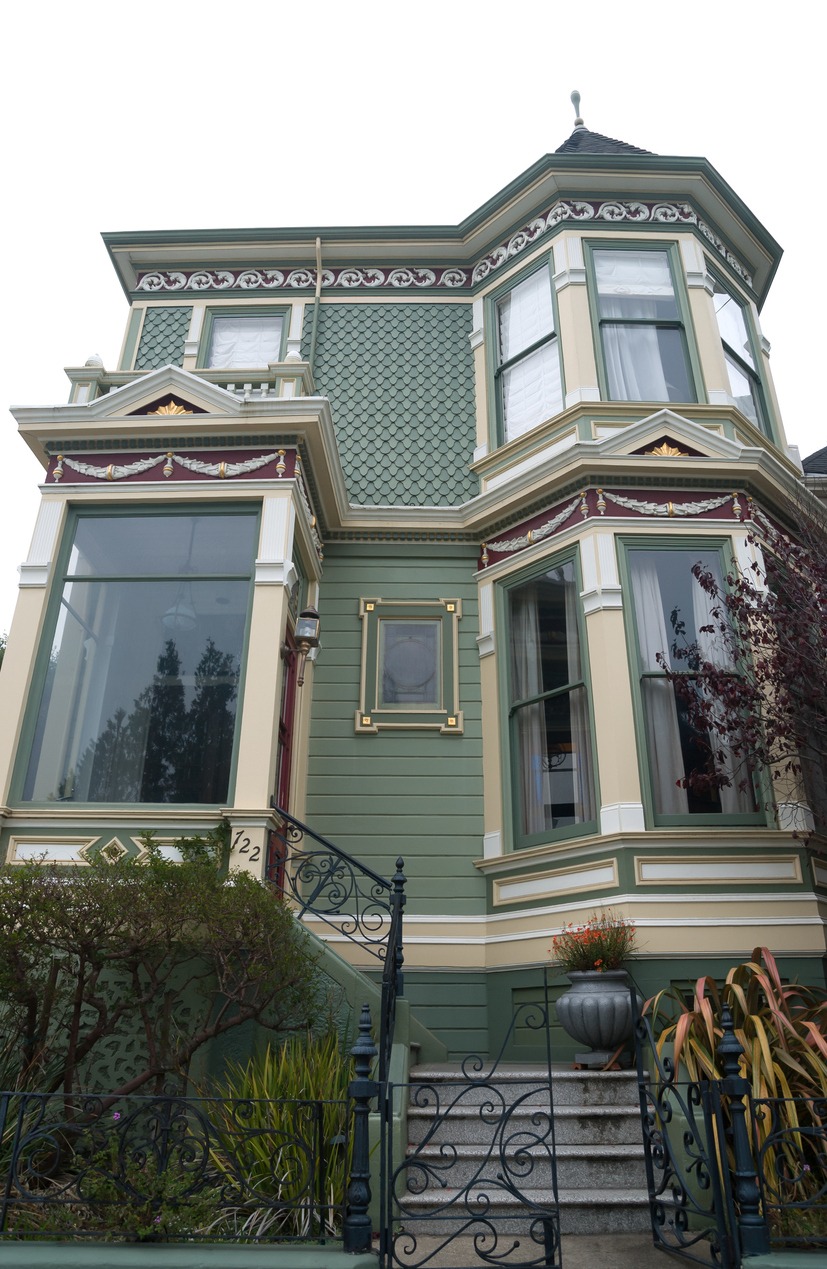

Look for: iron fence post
[717,1003,770,1257]
[343,1003,378,1254]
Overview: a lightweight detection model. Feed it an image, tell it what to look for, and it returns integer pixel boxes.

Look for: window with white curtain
[593,248,694,403]
[711,277,767,433]
[507,558,595,843]
[206,313,285,368]
[626,545,757,821]
[496,266,563,442]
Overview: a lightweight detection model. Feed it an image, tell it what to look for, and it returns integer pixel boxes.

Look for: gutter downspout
[308,237,322,377]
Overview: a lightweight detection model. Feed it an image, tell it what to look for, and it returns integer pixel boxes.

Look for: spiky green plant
[645,947,827,1234]
[204,1031,354,1240]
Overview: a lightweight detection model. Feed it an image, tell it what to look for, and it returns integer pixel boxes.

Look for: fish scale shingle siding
[303,302,478,506]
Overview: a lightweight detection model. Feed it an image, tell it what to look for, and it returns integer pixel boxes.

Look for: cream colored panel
[7,835,99,864]
[494,858,617,906]
[585,606,641,809]
[636,855,802,884]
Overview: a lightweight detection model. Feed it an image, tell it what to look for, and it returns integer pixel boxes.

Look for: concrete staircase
[398,1063,651,1236]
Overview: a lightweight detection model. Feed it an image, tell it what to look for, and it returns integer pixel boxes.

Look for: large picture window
[507,559,596,843]
[495,266,563,442]
[592,247,694,403]
[626,545,757,821]
[22,510,258,805]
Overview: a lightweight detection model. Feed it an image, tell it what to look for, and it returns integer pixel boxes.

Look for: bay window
[21,509,257,805]
[495,265,563,442]
[592,247,694,403]
[507,558,596,844]
[626,544,757,821]
[711,277,767,433]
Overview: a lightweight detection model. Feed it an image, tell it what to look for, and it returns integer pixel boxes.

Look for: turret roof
[555,127,653,156]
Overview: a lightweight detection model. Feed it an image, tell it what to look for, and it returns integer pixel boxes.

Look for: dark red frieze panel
[479,488,746,569]
[46,447,298,485]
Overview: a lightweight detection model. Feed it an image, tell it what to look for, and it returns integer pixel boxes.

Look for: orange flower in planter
[550,910,636,973]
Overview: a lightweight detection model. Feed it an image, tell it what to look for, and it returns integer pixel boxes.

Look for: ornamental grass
[550,910,637,973]
[645,946,827,1241]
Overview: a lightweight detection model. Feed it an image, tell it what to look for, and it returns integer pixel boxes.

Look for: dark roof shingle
[555,127,653,156]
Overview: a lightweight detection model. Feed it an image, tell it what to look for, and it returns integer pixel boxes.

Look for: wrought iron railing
[751,1094,827,1249]
[268,803,405,1081]
[634,999,827,1264]
[0,1088,351,1243]
[381,975,562,1269]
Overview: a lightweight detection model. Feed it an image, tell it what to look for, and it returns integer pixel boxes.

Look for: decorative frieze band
[480,488,745,568]
[134,201,753,295]
[136,266,472,293]
[49,448,293,483]
[472,199,753,289]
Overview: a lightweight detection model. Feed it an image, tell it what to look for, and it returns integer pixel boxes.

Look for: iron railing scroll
[634,1003,738,1268]
[381,973,562,1269]
[750,1093,827,1251]
[0,1089,351,1242]
[268,802,406,1082]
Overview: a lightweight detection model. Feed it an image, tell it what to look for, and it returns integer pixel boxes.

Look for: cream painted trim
[600,803,646,834]
[6,835,100,864]
[635,855,802,885]
[812,857,827,889]
[131,835,184,864]
[493,858,618,907]
[18,564,51,587]
[474,443,489,462]
[776,803,815,834]
[564,388,601,408]
[484,431,578,491]
[477,581,495,658]
[255,561,298,586]
[483,830,502,859]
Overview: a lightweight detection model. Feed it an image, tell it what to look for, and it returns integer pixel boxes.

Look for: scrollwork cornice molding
[134,200,754,295]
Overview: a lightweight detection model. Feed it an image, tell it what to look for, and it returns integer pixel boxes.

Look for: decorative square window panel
[356,599,462,733]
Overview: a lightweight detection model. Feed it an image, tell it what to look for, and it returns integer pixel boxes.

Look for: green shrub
[204,1032,354,1239]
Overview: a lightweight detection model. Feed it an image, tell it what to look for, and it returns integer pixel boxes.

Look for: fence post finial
[717,1003,770,1256]
[343,1004,378,1254]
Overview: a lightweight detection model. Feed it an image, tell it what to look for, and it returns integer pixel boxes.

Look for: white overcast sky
[0,1,822,632]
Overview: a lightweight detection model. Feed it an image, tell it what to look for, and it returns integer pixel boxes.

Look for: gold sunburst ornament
[147,400,193,416]
[645,441,688,457]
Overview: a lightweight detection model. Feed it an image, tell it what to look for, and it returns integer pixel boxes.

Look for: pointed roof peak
[557,90,654,156]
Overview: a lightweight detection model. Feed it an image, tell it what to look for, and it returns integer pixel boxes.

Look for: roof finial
[571,89,585,130]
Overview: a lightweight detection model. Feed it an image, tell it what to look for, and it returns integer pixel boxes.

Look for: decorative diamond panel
[135,306,192,370]
[303,303,478,506]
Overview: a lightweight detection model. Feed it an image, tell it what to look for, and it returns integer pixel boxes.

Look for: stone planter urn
[555,969,642,1069]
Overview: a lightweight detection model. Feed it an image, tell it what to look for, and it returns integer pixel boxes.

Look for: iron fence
[0,1088,352,1243]
[751,1094,827,1249]
[268,802,405,1082]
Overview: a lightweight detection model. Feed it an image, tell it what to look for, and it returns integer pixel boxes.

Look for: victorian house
[1,110,824,1059]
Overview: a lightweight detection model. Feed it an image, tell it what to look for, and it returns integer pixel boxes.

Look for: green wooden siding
[306,543,484,917]
[303,303,478,506]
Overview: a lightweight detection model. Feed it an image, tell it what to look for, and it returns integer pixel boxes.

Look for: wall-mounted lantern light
[294,606,321,686]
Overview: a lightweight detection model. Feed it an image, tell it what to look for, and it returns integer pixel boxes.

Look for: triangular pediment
[591,409,748,462]
[79,366,245,421]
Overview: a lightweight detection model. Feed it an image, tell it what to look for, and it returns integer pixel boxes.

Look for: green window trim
[500,549,599,850]
[709,267,775,442]
[355,598,463,733]
[196,306,290,370]
[585,240,704,407]
[13,504,260,810]
[487,255,565,448]
[619,535,768,829]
